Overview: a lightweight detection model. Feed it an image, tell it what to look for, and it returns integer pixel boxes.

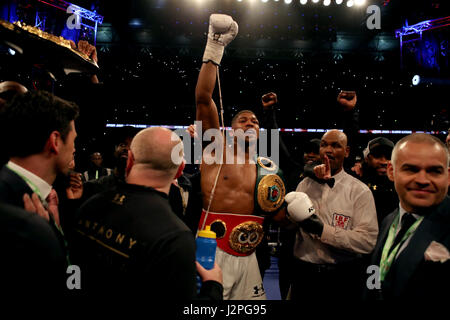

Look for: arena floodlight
[284,0,293,4]
[335,0,343,4]
[412,75,421,86]
[355,0,365,5]
[300,0,308,4]
[324,0,331,6]
[347,0,354,7]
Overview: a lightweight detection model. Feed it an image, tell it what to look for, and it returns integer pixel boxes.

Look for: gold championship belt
[228,221,264,254]
[0,19,99,74]
[254,156,286,215]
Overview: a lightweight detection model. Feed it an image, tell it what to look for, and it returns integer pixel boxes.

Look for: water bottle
[196,225,217,291]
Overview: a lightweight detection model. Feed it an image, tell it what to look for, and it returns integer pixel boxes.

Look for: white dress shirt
[294,169,379,264]
[7,161,52,202]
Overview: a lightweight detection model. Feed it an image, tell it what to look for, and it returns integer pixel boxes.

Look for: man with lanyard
[195,14,288,300]
[365,133,450,299]
[0,90,79,268]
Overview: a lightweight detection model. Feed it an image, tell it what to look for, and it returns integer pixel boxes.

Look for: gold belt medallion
[229,221,264,254]
[257,174,286,212]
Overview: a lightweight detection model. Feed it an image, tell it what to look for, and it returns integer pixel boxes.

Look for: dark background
[1,0,449,170]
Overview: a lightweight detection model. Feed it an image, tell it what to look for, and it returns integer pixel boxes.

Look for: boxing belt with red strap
[198,210,264,257]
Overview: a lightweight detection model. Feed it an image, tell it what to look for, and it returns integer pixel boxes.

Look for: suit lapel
[389,199,450,296]
[371,210,398,265]
[0,166,34,207]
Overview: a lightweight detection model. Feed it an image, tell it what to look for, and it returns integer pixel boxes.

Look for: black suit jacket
[0,165,34,207]
[366,196,450,299]
[0,165,70,268]
[0,202,67,293]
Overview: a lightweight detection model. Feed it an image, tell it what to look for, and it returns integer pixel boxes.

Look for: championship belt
[198,210,264,257]
[0,19,99,74]
[254,156,286,216]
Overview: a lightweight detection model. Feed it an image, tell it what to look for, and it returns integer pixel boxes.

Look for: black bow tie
[315,178,335,188]
[324,178,335,188]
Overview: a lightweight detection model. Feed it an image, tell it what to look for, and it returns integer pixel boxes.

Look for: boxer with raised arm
[195,14,286,300]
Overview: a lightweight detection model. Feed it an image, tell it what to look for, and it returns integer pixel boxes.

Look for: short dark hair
[0,90,79,158]
[231,110,257,125]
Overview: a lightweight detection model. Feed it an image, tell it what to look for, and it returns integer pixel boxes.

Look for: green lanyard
[379,213,424,282]
[6,164,45,202]
[7,164,71,265]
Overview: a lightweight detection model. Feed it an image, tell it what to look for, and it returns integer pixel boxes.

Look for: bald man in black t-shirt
[70,127,223,299]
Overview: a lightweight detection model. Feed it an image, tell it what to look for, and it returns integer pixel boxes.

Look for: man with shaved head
[365,133,450,299]
[285,129,378,300]
[71,127,223,299]
[0,81,28,105]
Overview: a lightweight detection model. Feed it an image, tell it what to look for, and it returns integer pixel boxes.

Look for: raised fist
[337,91,357,111]
[203,14,238,65]
[261,92,278,110]
[285,191,316,222]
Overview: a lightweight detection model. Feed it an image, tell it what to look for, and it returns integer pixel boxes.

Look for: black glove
[299,214,324,236]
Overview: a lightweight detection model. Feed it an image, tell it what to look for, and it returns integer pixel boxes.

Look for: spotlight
[262,0,269,2]
[300,0,307,4]
[284,0,293,3]
[324,0,331,6]
[412,75,421,86]
[312,0,319,3]
[346,0,354,7]
[355,0,365,5]
[335,0,343,4]
[8,48,16,56]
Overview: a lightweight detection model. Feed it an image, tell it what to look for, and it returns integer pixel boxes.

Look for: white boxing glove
[285,192,316,223]
[202,14,238,65]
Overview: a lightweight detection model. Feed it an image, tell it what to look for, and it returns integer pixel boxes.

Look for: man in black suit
[0,91,79,284]
[0,90,79,213]
[366,133,450,299]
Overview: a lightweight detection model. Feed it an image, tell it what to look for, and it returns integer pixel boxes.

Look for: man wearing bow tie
[365,133,450,299]
[286,129,378,300]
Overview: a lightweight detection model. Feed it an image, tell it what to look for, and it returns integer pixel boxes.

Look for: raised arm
[195,14,238,132]
[196,62,220,132]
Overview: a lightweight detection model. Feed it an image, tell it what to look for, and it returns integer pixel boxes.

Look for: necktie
[46,189,60,227]
[388,213,416,255]
[324,178,335,188]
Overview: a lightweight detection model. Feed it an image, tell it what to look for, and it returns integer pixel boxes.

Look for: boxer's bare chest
[201,163,256,214]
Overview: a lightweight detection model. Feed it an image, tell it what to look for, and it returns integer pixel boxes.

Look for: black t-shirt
[358,164,398,225]
[70,182,221,299]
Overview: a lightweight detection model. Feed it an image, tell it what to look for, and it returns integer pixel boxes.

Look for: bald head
[391,133,449,169]
[0,81,28,109]
[0,81,28,95]
[130,127,184,174]
[322,130,348,147]
[320,130,349,174]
